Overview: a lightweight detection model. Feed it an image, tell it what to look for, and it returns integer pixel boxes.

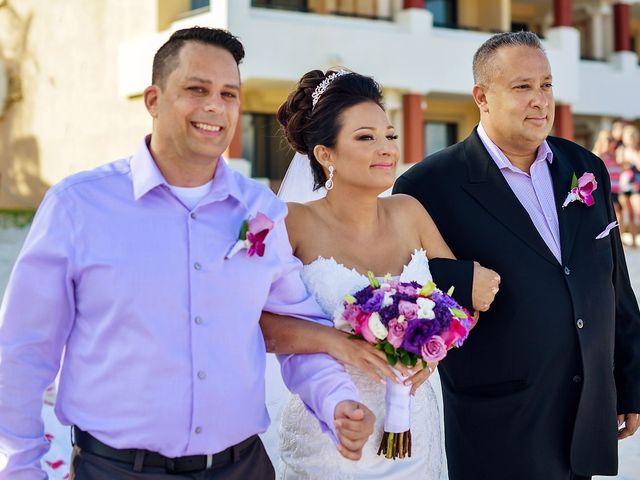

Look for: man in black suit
[394,31,640,480]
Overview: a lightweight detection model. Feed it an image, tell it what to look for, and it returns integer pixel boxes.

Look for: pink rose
[387,319,407,349]
[577,172,597,206]
[440,318,469,348]
[398,300,419,321]
[248,212,274,235]
[397,284,418,296]
[342,304,362,328]
[421,335,447,362]
[247,213,274,257]
[359,314,378,343]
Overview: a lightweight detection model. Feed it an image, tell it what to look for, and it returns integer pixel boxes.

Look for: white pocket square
[595,221,619,240]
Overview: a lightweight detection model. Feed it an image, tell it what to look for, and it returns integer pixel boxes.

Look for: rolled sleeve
[0,191,76,479]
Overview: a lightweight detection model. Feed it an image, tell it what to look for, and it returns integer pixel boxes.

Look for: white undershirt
[169,181,213,210]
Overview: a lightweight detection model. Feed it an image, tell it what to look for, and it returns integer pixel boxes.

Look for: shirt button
[194,262,201,270]
[576,318,584,329]
[194,316,203,325]
[197,371,206,380]
[195,426,202,434]
[573,375,582,383]
[190,212,197,219]
[564,266,571,275]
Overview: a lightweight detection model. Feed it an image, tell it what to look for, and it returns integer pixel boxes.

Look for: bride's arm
[260,312,408,384]
[266,202,407,383]
[393,195,500,313]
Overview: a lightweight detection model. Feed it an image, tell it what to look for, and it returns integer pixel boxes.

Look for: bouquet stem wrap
[377,369,412,459]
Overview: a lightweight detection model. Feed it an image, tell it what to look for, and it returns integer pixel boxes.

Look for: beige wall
[424,97,480,142]
[459,0,511,32]
[0,0,159,208]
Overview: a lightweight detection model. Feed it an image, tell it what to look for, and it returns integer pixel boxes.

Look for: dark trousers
[69,439,275,480]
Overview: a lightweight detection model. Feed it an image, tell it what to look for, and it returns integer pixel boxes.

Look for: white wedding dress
[278,249,442,479]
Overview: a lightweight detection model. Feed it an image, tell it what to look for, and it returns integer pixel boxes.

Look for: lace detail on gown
[278,250,442,479]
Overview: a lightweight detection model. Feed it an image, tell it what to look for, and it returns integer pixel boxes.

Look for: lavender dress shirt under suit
[0,137,359,479]
[477,123,561,263]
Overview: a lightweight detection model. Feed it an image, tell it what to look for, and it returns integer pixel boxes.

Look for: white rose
[416,297,435,320]
[368,312,388,340]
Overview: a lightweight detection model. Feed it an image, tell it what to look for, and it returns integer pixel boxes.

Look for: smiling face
[144,41,240,168]
[317,101,399,193]
[473,45,554,157]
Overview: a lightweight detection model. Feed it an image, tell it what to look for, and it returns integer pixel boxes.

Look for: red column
[554,104,574,141]
[227,115,243,159]
[403,94,424,164]
[403,0,424,9]
[613,3,632,52]
[553,0,573,27]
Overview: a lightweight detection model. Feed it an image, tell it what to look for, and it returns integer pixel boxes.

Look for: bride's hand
[329,331,410,384]
[404,361,438,396]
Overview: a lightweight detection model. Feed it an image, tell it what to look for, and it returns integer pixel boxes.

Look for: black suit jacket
[394,129,640,480]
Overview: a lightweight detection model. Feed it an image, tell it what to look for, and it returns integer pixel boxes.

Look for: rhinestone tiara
[311,70,351,109]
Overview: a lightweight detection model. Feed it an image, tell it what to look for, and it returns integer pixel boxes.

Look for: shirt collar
[477,122,553,173]
[130,135,247,208]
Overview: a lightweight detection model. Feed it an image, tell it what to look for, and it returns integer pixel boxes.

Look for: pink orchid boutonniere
[562,172,598,208]
[225,212,274,259]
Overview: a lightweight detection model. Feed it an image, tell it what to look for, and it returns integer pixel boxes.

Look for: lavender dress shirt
[477,123,562,263]
[0,137,359,479]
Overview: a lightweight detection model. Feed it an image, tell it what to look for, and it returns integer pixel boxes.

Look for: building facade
[1,0,639,207]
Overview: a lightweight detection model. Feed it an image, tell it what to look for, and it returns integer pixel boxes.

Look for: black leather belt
[72,426,257,474]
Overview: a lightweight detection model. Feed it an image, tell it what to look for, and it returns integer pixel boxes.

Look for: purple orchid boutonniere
[225,212,274,259]
[562,172,598,208]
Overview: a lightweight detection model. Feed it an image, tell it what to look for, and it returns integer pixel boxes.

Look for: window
[242,113,295,183]
[252,0,309,12]
[191,0,209,10]
[427,0,457,28]
[424,121,457,156]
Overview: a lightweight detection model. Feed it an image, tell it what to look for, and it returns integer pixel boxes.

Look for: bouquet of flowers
[334,272,475,460]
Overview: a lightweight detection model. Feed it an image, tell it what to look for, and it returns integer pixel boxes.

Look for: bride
[262,69,499,479]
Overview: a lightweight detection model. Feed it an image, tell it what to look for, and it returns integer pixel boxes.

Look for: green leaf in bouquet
[239,220,249,241]
[450,307,467,318]
[344,294,357,305]
[419,280,437,297]
[367,271,380,289]
[447,285,455,296]
[385,351,398,366]
[570,172,578,189]
[383,342,395,355]
[399,349,412,366]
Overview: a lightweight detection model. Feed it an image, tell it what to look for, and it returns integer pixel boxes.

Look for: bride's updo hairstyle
[277,69,384,190]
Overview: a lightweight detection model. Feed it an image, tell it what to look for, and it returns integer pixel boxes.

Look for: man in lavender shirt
[0,27,375,479]
[395,31,640,480]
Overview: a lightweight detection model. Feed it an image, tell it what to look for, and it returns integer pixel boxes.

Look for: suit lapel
[547,140,582,264]
[461,130,559,267]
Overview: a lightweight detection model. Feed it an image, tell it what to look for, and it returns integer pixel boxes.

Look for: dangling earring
[325,165,334,190]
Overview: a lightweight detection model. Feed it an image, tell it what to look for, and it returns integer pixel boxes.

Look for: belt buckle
[205,454,213,469]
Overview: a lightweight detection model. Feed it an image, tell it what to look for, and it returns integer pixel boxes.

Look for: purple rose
[387,319,407,348]
[421,335,447,362]
[362,290,385,313]
[402,319,439,356]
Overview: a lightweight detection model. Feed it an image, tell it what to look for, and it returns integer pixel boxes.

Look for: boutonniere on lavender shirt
[562,172,598,208]
[225,212,274,259]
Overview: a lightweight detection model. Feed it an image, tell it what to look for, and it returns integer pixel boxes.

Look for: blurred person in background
[593,129,623,234]
[617,125,640,248]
